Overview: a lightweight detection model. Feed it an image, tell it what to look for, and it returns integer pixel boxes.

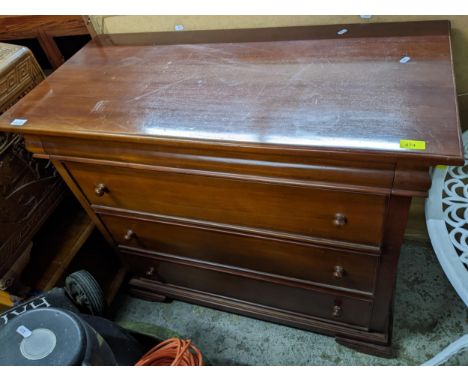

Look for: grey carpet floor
[112,240,468,365]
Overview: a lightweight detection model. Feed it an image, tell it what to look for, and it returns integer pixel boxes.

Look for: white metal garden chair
[423,130,468,365]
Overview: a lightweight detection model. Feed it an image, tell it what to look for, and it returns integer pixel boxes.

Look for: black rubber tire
[65,270,106,316]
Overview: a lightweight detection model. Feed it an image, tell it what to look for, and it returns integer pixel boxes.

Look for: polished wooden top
[0,21,462,164]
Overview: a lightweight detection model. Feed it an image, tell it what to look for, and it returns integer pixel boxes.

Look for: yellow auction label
[400,140,426,150]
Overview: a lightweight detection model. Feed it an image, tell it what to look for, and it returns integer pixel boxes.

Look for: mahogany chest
[0,21,463,356]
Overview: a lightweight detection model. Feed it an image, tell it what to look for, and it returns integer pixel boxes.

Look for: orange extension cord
[135,338,204,366]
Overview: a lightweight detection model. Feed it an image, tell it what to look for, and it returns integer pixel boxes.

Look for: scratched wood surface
[0,21,463,357]
[0,21,462,165]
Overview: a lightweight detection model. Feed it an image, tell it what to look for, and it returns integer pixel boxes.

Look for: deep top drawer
[66,161,387,246]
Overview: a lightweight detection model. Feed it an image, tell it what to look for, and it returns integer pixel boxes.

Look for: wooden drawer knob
[124,229,134,241]
[332,305,342,318]
[333,213,347,227]
[333,265,345,279]
[146,266,155,276]
[94,183,108,197]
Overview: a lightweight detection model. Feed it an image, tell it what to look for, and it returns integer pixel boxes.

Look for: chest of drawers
[0,21,463,357]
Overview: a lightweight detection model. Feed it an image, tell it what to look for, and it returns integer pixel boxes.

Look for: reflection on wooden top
[0,21,462,165]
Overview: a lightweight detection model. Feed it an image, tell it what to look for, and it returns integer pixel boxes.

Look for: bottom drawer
[122,251,373,328]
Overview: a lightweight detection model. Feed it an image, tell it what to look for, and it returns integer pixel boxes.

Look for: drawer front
[123,251,373,328]
[67,161,386,245]
[101,213,378,294]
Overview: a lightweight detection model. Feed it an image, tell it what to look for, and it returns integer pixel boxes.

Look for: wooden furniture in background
[0,21,463,356]
[0,16,93,71]
[19,196,124,305]
[0,43,44,112]
[21,197,94,292]
[0,42,64,287]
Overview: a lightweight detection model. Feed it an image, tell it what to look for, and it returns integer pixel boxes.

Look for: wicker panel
[0,43,63,284]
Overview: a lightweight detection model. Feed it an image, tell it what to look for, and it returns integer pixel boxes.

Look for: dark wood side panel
[392,164,432,197]
[369,195,413,333]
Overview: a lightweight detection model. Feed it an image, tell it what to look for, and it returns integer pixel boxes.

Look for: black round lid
[0,307,86,366]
